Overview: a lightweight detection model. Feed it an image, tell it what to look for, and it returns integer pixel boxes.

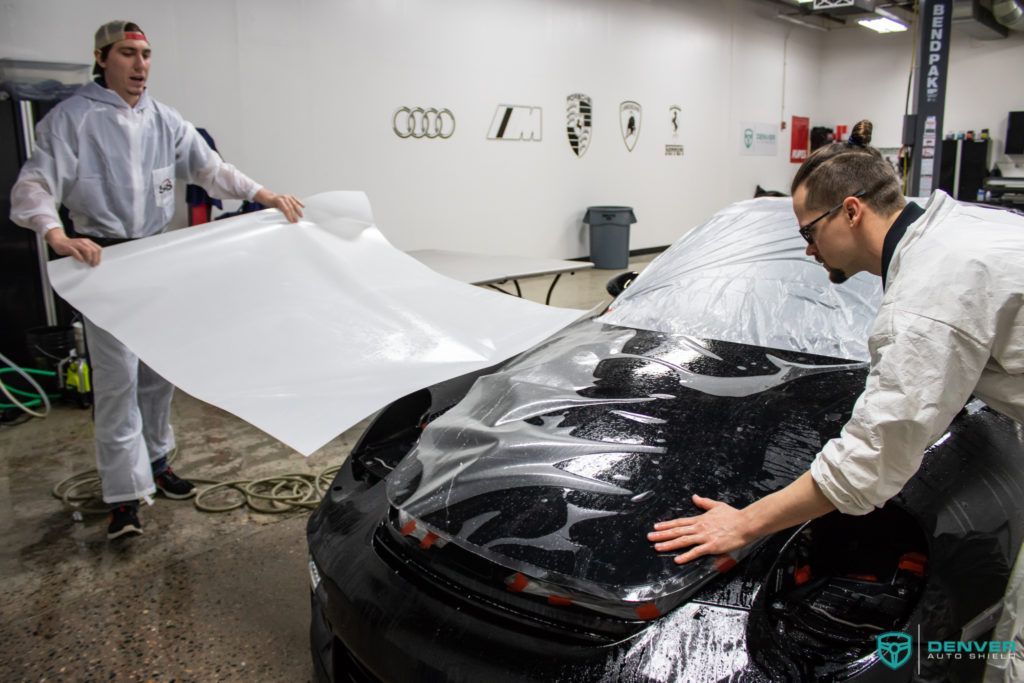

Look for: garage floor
[0,255,654,682]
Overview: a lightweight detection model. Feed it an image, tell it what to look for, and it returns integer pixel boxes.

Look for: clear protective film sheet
[386,317,866,618]
[47,191,584,455]
[385,197,881,617]
[599,197,883,362]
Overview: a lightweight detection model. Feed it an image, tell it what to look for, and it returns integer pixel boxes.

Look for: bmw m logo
[877,631,913,670]
[488,104,542,141]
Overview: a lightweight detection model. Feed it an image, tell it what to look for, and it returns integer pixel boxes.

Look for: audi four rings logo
[393,107,456,139]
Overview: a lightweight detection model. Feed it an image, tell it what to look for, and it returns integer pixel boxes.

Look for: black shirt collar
[881,202,925,290]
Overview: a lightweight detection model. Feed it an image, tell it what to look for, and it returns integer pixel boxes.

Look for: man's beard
[815,255,848,284]
[827,265,848,284]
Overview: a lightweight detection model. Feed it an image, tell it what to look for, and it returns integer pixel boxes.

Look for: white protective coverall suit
[10,80,263,504]
[804,190,1023,678]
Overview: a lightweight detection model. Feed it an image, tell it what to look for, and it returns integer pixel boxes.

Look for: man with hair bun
[10,20,305,540]
[649,117,1023,571]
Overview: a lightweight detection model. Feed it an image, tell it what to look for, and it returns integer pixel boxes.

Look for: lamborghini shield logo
[877,632,913,670]
[620,101,641,152]
[566,93,592,157]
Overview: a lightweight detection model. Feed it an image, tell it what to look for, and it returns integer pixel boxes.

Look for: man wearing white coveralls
[647,121,1024,679]
[10,20,304,540]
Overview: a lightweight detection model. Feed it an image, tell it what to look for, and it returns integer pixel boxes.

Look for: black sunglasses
[798,190,867,245]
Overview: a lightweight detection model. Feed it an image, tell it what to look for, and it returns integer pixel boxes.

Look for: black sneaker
[154,467,196,500]
[107,504,142,539]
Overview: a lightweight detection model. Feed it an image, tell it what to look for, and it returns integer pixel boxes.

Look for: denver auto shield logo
[566,93,592,157]
[877,632,913,670]
[620,101,641,151]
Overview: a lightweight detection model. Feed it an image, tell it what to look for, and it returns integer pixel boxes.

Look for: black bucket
[24,326,75,392]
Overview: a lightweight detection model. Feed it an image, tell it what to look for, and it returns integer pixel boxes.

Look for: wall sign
[566,94,592,157]
[665,105,683,156]
[911,0,951,198]
[393,107,455,139]
[488,105,542,141]
[790,115,809,164]
[620,101,641,152]
[739,121,778,156]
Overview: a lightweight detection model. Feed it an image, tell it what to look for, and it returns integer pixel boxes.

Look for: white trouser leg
[985,543,1024,681]
[137,360,175,466]
[84,317,157,504]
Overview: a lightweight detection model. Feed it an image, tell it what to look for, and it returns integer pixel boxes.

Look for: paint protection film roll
[47,191,584,455]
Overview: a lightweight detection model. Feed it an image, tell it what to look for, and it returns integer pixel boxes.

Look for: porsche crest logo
[566,94,592,157]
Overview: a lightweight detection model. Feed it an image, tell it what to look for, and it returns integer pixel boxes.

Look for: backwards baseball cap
[94,20,148,51]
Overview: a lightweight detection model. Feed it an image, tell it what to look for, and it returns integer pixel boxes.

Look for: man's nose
[805,242,817,257]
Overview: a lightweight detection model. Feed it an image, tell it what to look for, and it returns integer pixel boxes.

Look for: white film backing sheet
[48,191,584,455]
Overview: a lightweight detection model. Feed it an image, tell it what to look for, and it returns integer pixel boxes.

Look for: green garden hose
[0,364,57,417]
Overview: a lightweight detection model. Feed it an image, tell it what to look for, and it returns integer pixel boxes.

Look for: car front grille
[372,510,649,644]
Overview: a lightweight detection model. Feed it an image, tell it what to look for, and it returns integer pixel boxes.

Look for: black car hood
[387,319,867,612]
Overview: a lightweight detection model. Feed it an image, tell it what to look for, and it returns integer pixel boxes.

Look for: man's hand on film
[257,190,305,223]
[45,227,102,267]
[647,494,755,565]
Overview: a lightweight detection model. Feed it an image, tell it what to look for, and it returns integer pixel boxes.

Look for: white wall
[817,21,1024,154]
[4,2,1017,257]
[0,0,820,257]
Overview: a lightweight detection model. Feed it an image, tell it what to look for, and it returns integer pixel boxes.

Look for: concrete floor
[0,254,655,682]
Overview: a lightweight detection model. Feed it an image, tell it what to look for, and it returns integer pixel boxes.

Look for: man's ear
[844,196,863,225]
[93,48,104,68]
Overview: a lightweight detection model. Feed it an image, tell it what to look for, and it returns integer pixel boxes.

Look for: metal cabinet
[0,94,70,366]
[938,138,990,202]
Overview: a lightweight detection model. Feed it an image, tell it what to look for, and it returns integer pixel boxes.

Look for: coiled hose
[51,447,341,516]
[4,352,341,516]
[0,353,55,418]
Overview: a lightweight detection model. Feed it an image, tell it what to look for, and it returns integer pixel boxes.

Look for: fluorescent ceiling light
[874,5,910,22]
[857,17,908,33]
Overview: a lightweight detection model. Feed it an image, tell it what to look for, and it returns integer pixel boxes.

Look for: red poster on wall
[790,116,809,164]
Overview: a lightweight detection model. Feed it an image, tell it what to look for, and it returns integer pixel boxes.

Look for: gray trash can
[584,206,637,269]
